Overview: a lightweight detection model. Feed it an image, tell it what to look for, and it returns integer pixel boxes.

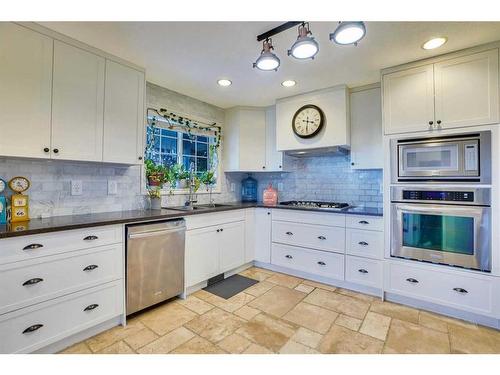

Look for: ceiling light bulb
[288,23,319,60]
[281,80,296,87]
[330,21,366,45]
[217,79,232,87]
[253,38,280,71]
[422,37,447,50]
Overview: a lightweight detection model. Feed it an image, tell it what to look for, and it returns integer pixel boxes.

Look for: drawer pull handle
[453,287,468,294]
[358,241,369,246]
[23,243,43,251]
[83,264,99,272]
[83,235,99,241]
[318,236,327,240]
[317,261,326,266]
[84,304,99,312]
[358,220,369,225]
[23,324,43,334]
[358,269,369,274]
[285,255,293,259]
[286,231,293,235]
[22,278,44,286]
[406,278,419,284]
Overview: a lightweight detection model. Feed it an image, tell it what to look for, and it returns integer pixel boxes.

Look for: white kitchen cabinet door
[265,107,283,171]
[51,41,105,162]
[350,86,383,169]
[219,221,245,273]
[0,23,52,158]
[434,49,499,130]
[383,65,435,134]
[103,60,145,164]
[238,109,267,171]
[254,208,272,263]
[185,226,220,287]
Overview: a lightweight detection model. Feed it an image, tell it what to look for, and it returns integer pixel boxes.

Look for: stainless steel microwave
[391,131,491,184]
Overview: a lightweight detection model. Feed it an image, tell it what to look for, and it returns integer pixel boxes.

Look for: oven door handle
[394,203,486,217]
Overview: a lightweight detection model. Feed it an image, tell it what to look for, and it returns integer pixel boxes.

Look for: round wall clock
[292,104,325,138]
[8,176,30,193]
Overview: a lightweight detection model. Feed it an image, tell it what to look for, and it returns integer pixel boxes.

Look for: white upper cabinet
[0,23,53,158]
[383,48,500,135]
[382,65,435,134]
[350,85,383,169]
[276,85,350,151]
[223,107,283,172]
[103,60,145,164]
[434,49,499,129]
[51,41,105,162]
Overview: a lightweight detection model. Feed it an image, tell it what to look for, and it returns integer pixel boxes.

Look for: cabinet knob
[53,148,59,154]
[279,165,282,169]
[43,147,50,153]
[318,236,326,240]
[83,264,99,272]
[428,121,434,126]
[220,228,224,232]
[286,231,293,235]
[285,255,293,259]
[22,324,44,334]
[317,261,326,266]
[262,166,266,169]
[83,235,99,241]
[267,212,271,215]
[216,229,220,233]
[84,304,99,312]
[358,269,369,274]
[437,120,442,125]
[406,278,419,284]
[358,220,369,225]
[351,162,355,166]
[22,278,44,286]
[453,287,468,294]
[23,243,44,251]
[358,241,369,246]
[138,156,143,160]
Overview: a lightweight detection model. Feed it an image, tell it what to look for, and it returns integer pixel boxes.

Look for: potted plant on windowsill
[145,159,169,209]
[200,170,216,206]
[174,164,190,189]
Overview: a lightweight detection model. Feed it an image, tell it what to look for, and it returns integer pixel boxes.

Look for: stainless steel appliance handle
[394,203,485,217]
[128,227,185,239]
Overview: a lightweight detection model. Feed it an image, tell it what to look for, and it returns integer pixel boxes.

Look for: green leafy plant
[145,159,167,187]
[200,170,216,187]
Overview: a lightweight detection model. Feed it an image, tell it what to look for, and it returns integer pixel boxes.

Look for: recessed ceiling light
[253,38,280,71]
[217,79,232,87]
[422,37,447,50]
[330,21,366,46]
[281,80,296,87]
[288,23,319,60]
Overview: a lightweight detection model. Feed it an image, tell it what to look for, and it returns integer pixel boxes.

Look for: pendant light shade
[288,23,319,60]
[253,38,280,71]
[330,21,366,46]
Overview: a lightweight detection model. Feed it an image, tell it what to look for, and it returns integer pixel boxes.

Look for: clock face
[0,179,5,194]
[9,177,30,193]
[292,105,325,138]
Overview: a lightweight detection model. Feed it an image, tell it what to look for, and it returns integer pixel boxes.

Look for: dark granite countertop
[0,202,382,239]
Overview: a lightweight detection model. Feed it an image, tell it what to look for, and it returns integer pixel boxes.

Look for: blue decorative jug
[241,174,258,202]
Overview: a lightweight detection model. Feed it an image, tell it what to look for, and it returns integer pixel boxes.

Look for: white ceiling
[40,21,500,109]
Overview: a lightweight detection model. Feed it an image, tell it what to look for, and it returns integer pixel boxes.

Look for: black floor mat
[203,274,259,299]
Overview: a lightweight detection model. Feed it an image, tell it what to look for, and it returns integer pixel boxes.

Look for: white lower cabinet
[253,208,272,263]
[0,280,123,354]
[345,256,382,289]
[0,225,124,353]
[346,228,383,259]
[185,212,246,288]
[271,243,344,280]
[386,262,497,317]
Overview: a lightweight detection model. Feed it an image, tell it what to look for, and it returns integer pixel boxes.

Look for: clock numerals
[292,105,325,139]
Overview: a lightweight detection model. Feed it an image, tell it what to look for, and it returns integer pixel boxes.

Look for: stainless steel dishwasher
[126,219,185,315]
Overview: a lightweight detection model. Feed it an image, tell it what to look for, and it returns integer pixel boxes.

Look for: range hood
[285,146,350,157]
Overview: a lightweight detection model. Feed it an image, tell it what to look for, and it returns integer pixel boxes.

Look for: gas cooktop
[278,200,352,211]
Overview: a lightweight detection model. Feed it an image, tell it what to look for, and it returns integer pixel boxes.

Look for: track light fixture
[330,21,366,46]
[288,22,319,60]
[253,38,280,71]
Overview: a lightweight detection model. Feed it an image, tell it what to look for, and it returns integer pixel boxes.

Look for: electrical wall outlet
[108,180,118,195]
[71,180,83,196]
[277,182,284,191]
[230,183,236,192]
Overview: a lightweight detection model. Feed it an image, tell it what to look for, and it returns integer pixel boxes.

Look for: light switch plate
[108,180,118,195]
[278,182,284,191]
[71,180,83,196]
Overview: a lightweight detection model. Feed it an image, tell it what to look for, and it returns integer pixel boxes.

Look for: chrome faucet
[185,162,197,209]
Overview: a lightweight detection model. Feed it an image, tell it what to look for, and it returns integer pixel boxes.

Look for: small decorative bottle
[263,183,278,206]
[241,174,258,202]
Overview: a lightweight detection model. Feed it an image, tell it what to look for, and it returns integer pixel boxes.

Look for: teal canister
[241,174,258,202]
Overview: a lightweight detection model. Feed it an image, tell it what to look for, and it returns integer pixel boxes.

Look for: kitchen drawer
[272,208,345,227]
[346,215,383,231]
[0,225,122,265]
[346,228,383,259]
[185,209,246,230]
[345,256,382,289]
[0,244,123,315]
[272,221,345,253]
[0,280,123,354]
[386,262,496,316]
[271,243,344,281]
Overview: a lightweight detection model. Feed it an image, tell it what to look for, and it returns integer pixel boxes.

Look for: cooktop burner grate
[279,200,351,210]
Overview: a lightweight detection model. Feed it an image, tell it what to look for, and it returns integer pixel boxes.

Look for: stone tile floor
[60,267,500,354]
